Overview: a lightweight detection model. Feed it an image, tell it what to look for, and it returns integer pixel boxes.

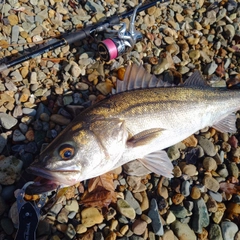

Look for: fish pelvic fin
[213,113,237,133]
[125,129,173,178]
[139,150,173,178]
[115,64,168,94]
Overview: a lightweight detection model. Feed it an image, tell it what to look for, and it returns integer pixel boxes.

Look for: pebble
[209,223,223,240]
[50,114,71,125]
[167,145,180,160]
[132,219,147,235]
[37,220,51,236]
[171,220,196,240]
[224,24,235,40]
[76,224,87,234]
[0,156,23,185]
[0,133,7,153]
[140,191,149,212]
[172,193,184,205]
[1,217,14,235]
[81,207,104,227]
[192,198,209,234]
[0,113,18,129]
[170,204,188,219]
[13,129,26,142]
[208,191,223,203]
[181,180,191,197]
[96,82,113,95]
[204,61,218,76]
[117,199,136,220]
[148,198,163,236]
[203,175,220,192]
[197,136,217,156]
[203,157,217,171]
[22,108,36,116]
[228,162,239,178]
[1,185,16,201]
[165,211,176,225]
[141,214,152,224]
[8,14,18,25]
[181,163,197,177]
[57,208,69,223]
[65,199,79,212]
[162,229,175,240]
[126,175,147,193]
[0,197,7,216]
[221,221,239,240]
[217,165,229,178]
[125,190,142,215]
[173,165,182,178]
[212,203,226,224]
[235,231,240,240]
[190,186,201,200]
[75,82,89,91]
[66,223,76,239]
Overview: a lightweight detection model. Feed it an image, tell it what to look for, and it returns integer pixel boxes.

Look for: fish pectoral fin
[213,113,237,133]
[127,128,165,147]
[138,150,173,178]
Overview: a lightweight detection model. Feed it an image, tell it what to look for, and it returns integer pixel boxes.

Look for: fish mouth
[25,178,60,195]
[26,166,81,194]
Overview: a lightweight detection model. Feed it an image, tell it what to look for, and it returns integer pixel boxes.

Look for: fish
[27,64,240,193]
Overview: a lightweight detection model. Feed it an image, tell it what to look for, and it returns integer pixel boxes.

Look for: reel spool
[98,2,143,61]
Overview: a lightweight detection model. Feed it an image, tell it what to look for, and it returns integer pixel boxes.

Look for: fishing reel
[97,2,143,61]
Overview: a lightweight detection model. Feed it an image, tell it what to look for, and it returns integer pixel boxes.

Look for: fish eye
[59,144,75,160]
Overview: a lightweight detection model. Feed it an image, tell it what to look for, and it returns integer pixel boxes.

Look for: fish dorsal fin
[115,64,167,94]
[183,70,208,87]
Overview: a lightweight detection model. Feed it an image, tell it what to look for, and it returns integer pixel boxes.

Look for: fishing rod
[0,0,169,72]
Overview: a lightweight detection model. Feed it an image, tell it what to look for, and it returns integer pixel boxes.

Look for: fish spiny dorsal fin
[115,64,166,94]
[183,70,208,87]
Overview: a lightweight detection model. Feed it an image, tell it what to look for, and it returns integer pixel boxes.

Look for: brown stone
[190,186,201,200]
[132,219,147,235]
[172,193,184,205]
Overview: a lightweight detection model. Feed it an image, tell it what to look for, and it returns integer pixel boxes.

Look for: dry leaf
[88,173,115,193]
[80,173,117,208]
[220,182,240,195]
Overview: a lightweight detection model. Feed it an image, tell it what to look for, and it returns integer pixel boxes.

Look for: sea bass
[27,64,240,192]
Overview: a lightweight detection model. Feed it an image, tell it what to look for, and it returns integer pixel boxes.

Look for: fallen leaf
[88,173,115,193]
[220,182,240,195]
[80,173,117,208]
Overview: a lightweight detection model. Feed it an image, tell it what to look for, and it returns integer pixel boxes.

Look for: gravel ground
[0,0,240,239]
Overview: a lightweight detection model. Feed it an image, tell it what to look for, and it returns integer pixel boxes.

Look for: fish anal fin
[183,70,208,87]
[139,150,173,178]
[127,128,165,148]
[213,113,237,133]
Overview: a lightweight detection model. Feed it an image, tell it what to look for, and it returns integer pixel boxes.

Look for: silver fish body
[28,65,240,191]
